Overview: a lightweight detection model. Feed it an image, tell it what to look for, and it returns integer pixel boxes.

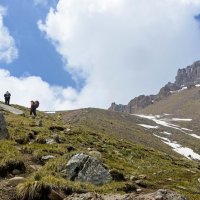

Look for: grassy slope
[0,106,199,199]
[139,87,200,119]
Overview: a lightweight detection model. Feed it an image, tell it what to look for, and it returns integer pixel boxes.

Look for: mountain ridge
[109,60,200,113]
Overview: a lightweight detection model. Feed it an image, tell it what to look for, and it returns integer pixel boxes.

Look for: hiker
[30,100,39,116]
[4,91,11,105]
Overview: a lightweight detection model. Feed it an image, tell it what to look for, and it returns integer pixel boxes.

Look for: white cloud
[0,6,18,63]
[30,1,200,109]
[0,69,79,111]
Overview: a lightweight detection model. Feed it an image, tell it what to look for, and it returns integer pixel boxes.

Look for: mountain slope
[109,60,200,114]
[0,106,199,199]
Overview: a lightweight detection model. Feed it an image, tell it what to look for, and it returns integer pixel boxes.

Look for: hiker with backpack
[30,100,39,116]
[4,91,11,105]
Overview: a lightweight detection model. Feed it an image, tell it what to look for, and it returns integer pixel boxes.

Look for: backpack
[34,101,39,108]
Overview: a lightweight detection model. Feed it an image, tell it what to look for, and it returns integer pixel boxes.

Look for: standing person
[4,91,11,105]
[30,101,37,116]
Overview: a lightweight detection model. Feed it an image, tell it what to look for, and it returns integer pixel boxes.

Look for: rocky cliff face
[108,103,126,112]
[109,61,200,113]
[175,60,200,87]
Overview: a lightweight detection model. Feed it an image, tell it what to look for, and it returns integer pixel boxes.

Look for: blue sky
[0,0,200,111]
[0,0,76,88]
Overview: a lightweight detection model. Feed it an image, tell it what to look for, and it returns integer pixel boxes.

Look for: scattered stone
[135,180,148,188]
[46,138,56,145]
[41,155,55,161]
[65,192,103,200]
[6,176,25,187]
[198,178,200,183]
[52,133,65,143]
[177,186,187,190]
[135,189,187,200]
[136,188,142,193]
[48,189,66,200]
[67,146,76,152]
[109,169,126,181]
[29,165,42,171]
[138,174,147,179]
[66,190,187,200]
[49,126,65,131]
[36,119,43,127]
[130,176,137,181]
[185,169,196,174]
[0,112,9,139]
[62,153,112,185]
[166,178,173,181]
[88,151,102,159]
[12,169,21,175]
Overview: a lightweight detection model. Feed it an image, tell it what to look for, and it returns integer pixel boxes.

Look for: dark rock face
[109,61,200,114]
[0,113,9,139]
[175,61,200,87]
[62,153,112,185]
[125,95,155,113]
[108,102,126,112]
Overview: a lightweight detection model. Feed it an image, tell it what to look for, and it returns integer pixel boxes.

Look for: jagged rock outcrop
[0,113,9,139]
[125,95,155,113]
[62,153,112,185]
[158,82,181,100]
[109,60,200,114]
[108,102,126,112]
[175,60,200,87]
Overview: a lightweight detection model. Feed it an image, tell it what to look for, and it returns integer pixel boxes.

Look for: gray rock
[62,153,112,185]
[88,151,102,159]
[0,113,9,139]
[108,102,126,112]
[36,119,43,127]
[41,155,55,161]
[65,192,104,200]
[66,190,187,200]
[45,138,56,144]
[175,61,200,87]
[12,169,21,175]
[6,176,25,187]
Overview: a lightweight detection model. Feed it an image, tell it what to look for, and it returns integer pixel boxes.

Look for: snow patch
[161,131,172,135]
[154,134,200,160]
[170,87,187,94]
[138,124,159,129]
[189,134,200,139]
[45,111,56,114]
[181,127,193,132]
[172,118,192,122]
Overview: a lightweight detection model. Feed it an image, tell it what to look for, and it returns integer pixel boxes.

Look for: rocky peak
[126,95,155,113]
[108,102,126,112]
[175,60,200,87]
[109,60,200,114]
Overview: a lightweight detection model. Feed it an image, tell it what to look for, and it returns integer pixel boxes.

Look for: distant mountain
[109,61,200,113]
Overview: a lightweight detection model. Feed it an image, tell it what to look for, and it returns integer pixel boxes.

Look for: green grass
[1,106,200,199]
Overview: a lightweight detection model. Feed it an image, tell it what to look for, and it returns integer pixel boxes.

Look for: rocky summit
[109,60,200,113]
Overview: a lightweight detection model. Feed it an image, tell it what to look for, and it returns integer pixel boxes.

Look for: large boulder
[0,113,9,139]
[62,153,112,185]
